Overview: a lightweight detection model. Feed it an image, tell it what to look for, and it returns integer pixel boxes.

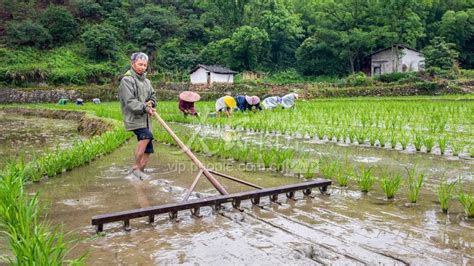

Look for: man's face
[132,59,148,75]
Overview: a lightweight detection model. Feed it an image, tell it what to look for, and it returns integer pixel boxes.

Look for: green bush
[82,23,120,60]
[376,72,415,83]
[345,72,373,87]
[39,6,78,45]
[6,20,52,49]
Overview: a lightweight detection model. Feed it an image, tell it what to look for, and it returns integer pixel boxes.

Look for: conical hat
[179,91,201,102]
[223,96,237,108]
[245,95,260,105]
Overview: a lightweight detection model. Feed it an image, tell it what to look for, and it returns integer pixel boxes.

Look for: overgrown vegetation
[1,0,473,85]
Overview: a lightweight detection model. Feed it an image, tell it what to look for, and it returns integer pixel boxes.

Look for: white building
[370,44,425,76]
[189,64,237,85]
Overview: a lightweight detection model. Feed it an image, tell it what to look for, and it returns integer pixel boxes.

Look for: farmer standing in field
[119,52,157,180]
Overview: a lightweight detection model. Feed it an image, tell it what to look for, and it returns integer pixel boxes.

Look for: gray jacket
[118,69,157,131]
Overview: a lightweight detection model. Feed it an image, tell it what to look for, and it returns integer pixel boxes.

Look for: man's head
[131,52,149,75]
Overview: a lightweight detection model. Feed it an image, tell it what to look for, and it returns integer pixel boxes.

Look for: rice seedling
[423,136,435,153]
[450,142,465,157]
[335,164,351,187]
[458,190,474,218]
[399,133,410,150]
[356,132,366,145]
[369,131,379,146]
[377,132,387,148]
[413,132,424,152]
[380,172,403,199]
[303,160,319,179]
[356,164,376,193]
[438,178,456,213]
[273,148,295,172]
[406,168,424,203]
[261,149,274,169]
[389,134,398,149]
[319,158,339,179]
[438,136,447,155]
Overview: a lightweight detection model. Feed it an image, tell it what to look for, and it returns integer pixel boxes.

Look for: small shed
[370,44,425,76]
[189,64,237,85]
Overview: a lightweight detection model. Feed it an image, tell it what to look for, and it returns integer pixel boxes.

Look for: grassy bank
[0,109,130,264]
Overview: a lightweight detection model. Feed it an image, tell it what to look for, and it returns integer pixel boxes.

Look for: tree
[6,20,52,49]
[257,2,303,67]
[296,31,349,76]
[310,0,377,73]
[230,26,269,70]
[376,0,425,48]
[39,6,79,45]
[199,26,268,71]
[73,0,105,20]
[422,37,459,69]
[129,4,181,67]
[439,9,474,68]
[82,23,120,60]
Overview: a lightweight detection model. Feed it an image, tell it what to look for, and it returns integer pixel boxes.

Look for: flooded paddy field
[0,110,82,168]
[1,99,472,265]
[27,126,473,265]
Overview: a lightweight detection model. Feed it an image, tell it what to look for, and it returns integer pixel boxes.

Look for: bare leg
[140,153,151,172]
[133,139,150,171]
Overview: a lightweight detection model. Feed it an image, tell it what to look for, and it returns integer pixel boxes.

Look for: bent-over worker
[215,96,236,117]
[179,91,200,116]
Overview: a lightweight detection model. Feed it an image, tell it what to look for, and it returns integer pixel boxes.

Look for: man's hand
[146,106,155,115]
[145,101,155,115]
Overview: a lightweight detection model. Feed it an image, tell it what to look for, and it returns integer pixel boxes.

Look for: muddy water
[0,111,82,168]
[28,126,473,265]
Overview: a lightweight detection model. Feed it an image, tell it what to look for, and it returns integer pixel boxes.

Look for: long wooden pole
[152,112,228,195]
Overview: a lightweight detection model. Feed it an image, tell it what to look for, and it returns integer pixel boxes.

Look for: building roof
[189,64,238,74]
[369,44,421,57]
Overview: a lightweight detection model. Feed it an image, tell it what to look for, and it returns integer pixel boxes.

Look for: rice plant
[261,149,274,169]
[450,142,465,157]
[389,134,398,149]
[335,165,351,187]
[413,132,424,152]
[458,190,474,218]
[319,158,339,179]
[273,148,295,172]
[399,133,410,150]
[378,133,387,148]
[406,168,424,203]
[438,179,456,213]
[300,160,319,179]
[423,136,435,153]
[380,172,403,199]
[356,164,375,193]
[438,136,447,155]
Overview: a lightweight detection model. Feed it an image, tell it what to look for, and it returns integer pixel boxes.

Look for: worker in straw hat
[215,95,236,117]
[178,91,200,116]
[235,95,262,112]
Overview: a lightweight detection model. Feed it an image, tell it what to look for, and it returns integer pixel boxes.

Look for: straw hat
[179,91,201,102]
[245,95,260,105]
[223,96,237,108]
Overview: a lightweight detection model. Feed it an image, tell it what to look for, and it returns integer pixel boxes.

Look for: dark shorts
[133,128,154,154]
